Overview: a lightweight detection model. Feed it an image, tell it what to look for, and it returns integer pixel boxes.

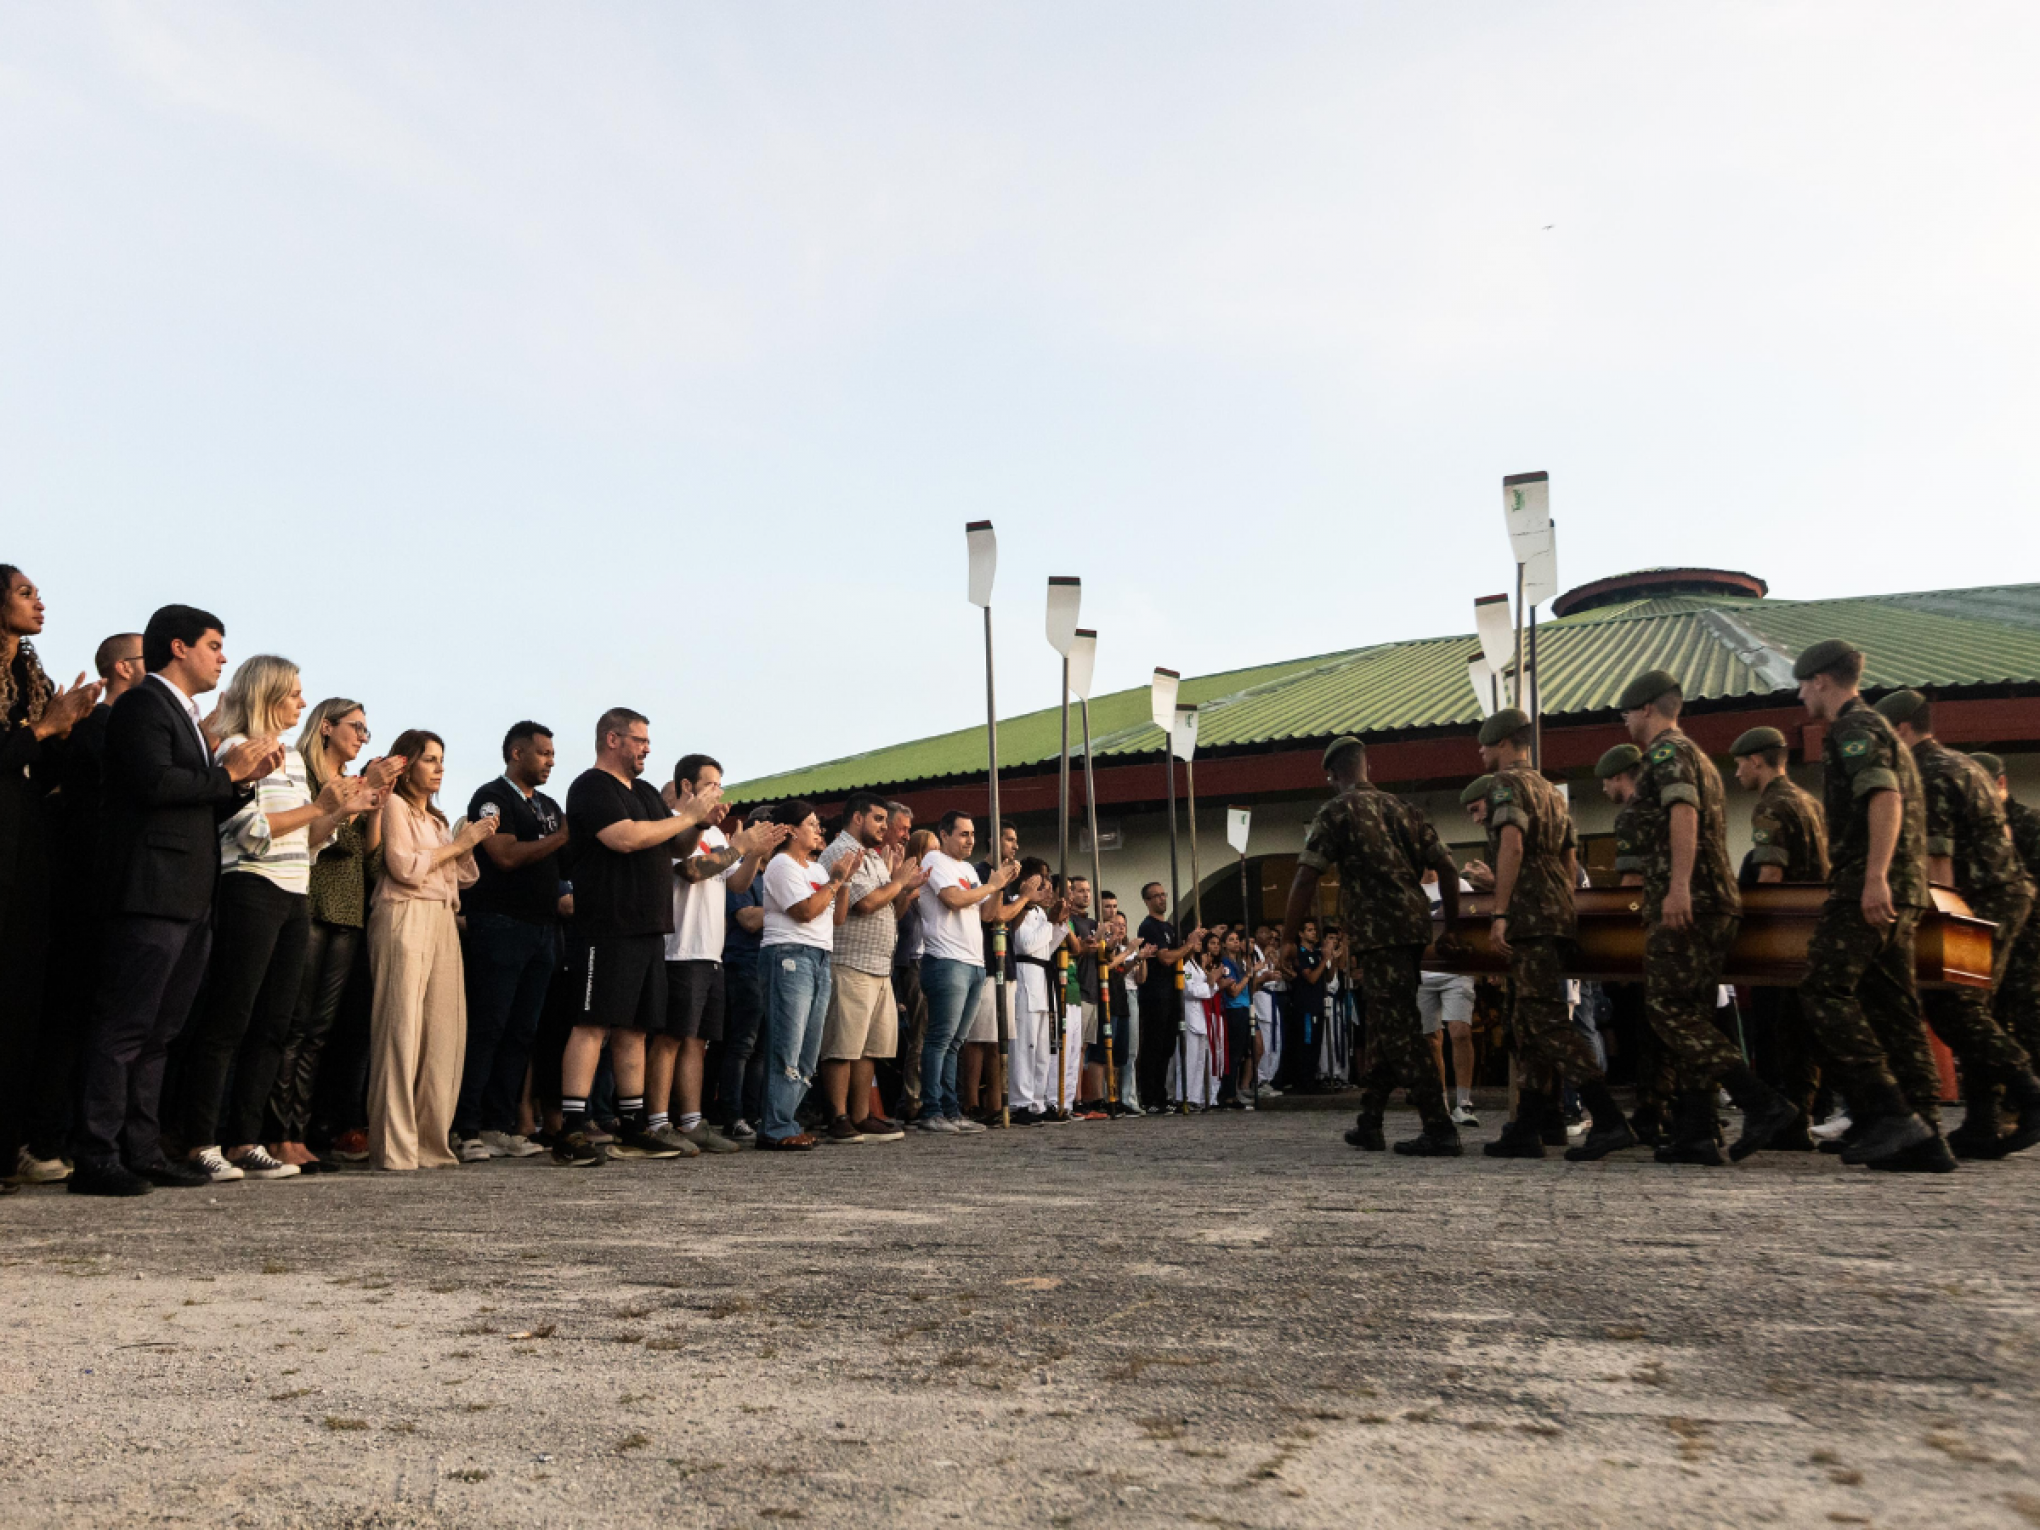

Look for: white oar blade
[1466,654,1497,718]
[1046,576,1081,655]
[966,520,997,608]
[1502,471,1548,543]
[1473,593,1513,676]
[1150,668,1180,734]
[1522,521,1559,608]
[1172,703,1199,762]
[1068,629,1097,700]
[1226,807,1251,855]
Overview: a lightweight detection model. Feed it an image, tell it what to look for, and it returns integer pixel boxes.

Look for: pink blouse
[375,794,480,908]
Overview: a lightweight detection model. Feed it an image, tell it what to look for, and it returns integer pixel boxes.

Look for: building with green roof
[728,570,2040,926]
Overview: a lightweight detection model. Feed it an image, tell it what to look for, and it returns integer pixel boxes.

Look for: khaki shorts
[1078,1000,1100,1043]
[964,978,999,1042]
[822,966,898,1061]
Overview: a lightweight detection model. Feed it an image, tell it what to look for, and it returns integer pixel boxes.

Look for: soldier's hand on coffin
[1463,859,1495,892]
[1861,872,1896,928]
[1662,885,1693,931]
[1489,916,1511,956]
[1433,932,1470,962]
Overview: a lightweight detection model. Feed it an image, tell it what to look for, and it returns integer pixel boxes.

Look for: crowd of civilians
[1,575,1404,1198]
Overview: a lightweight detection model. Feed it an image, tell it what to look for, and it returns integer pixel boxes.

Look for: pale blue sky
[5,3,2035,800]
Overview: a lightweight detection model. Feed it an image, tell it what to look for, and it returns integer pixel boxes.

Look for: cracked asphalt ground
[6,1104,2040,1530]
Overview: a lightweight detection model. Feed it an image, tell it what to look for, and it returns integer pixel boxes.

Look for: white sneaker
[726,1119,758,1143]
[1450,1104,1481,1128]
[454,1136,494,1163]
[917,1116,959,1134]
[1256,1084,1280,1100]
[231,1145,299,1179]
[951,1116,987,1134]
[14,1146,70,1183]
[1809,1113,1852,1141]
[192,1147,245,1183]
[480,1130,543,1159]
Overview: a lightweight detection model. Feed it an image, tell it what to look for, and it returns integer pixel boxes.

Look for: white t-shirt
[666,824,733,963]
[918,851,985,966]
[761,855,834,951]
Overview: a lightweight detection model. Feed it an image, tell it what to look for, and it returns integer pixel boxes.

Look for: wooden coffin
[1422,884,1994,990]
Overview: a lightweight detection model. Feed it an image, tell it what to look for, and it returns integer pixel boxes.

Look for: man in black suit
[15,634,145,1184]
[69,605,281,1197]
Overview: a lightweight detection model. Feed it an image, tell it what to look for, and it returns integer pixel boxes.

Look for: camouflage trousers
[1353,944,1451,1131]
[1997,897,2040,1062]
[1743,985,1822,1117]
[1643,915,1743,1083]
[1924,887,2034,1089]
[1507,936,1605,1087]
[1799,902,1940,1124]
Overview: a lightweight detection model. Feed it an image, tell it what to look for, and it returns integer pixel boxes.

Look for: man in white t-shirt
[1420,868,1481,1125]
[651,754,787,1155]
[915,810,1017,1133]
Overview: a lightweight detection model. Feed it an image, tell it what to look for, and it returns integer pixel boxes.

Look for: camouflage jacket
[1299,783,1457,951]
[1484,765,1576,939]
[1612,799,1644,879]
[1629,727,1741,924]
[1911,737,2036,901]
[1747,773,1829,883]
[1822,697,1930,909]
[2008,797,2040,881]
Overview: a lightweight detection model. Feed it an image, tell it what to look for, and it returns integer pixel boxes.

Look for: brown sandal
[758,1132,817,1151]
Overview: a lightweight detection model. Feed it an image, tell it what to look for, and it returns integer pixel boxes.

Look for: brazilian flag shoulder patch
[1650,742,1677,763]
[1490,785,1514,804]
[1841,737,1870,758]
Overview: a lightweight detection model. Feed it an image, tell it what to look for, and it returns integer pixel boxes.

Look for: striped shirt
[217,738,328,894]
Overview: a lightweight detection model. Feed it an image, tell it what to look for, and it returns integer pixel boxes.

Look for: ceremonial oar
[1046,577,1082,1117]
[966,520,1011,1128]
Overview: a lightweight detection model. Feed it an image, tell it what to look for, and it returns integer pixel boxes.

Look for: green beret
[1459,774,1495,807]
[1617,668,1681,712]
[1971,751,2005,779]
[1873,689,1928,725]
[1730,725,1788,758]
[1792,638,1861,680]
[1477,708,1532,748]
[1594,743,1643,779]
[1321,735,1365,772]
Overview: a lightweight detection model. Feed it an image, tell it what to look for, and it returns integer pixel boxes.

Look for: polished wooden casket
[1423,885,1994,990]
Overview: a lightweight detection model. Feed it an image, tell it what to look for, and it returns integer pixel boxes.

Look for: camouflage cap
[1617,668,1681,712]
[1476,707,1533,748]
[1321,735,1365,773]
[1730,725,1788,757]
[1593,743,1643,779]
[1873,688,1928,726]
[1792,638,1861,680]
[1971,751,2005,779]
[1459,774,1495,807]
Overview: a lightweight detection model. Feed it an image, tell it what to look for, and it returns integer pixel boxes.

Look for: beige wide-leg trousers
[367,898,466,1171]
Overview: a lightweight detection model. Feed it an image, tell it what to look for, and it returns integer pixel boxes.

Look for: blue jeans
[761,944,832,1141]
[918,957,986,1121]
[457,913,557,1135]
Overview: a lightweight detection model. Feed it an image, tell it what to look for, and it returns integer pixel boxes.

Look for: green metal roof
[727,582,2040,801]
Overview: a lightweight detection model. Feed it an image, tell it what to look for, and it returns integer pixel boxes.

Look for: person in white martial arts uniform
[1169,944,1220,1108]
[1004,859,1063,1125]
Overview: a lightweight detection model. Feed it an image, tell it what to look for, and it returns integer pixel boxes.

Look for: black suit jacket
[98,679,247,922]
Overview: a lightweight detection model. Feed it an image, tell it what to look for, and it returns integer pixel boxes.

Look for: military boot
[1768,1111,1818,1152]
[1392,1123,1464,1157]
[1867,1129,1959,1174]
[1343,1113,1387,1151]
[1722,1065,1800,1162]
[1538,1092,1572,1147]
[1653,1091,1725,1166]
[2001,1074,2040,1156]
[1946,1074,2010,1161]
[1564,1081,1639,1162]
[1483,1090,1548,1159]
[1626,1100,1668,1148]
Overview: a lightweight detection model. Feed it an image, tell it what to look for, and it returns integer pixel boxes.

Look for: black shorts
[664,960,726,1043]
[573,934,668,1034]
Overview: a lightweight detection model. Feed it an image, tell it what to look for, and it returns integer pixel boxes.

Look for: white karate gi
[1167,961,1219,1106]
[1007,907,1062,1113]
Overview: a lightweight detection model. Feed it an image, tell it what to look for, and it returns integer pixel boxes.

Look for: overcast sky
[5,3,2035,800]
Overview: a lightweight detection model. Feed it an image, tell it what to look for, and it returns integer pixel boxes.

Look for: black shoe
[2003,1078,2040,1155]
[68,1161,152,1197]
[1729,1084,1800,1162]
[1841,1112,1933,1165]
[1769,1113,1818,1152]
[1818,1119,1866,1155]
[1867,1132,1959,1173]
[1653,1137,1725,1166]
[1344,1118,1386,1151]
[1009,1107,1043,1127]
[1627,1105,1667,1148]
[1392,1128,1463,1157]
[551,1131,604,1167]
[131,1157,211,1188]
[1654,1091,1725,1166]
[1946,1122,2011,1161]
[1483,1123,1547,1159]
[1565,1120,1639,1162]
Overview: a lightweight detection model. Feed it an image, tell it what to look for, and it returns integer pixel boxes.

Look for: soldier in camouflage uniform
[1618,670,1797,1165]
[1597,742,1677,1143]
[1730,725,1831,1148]
[1975,753,2040,1067]
[1472,709,1635,1161]
[1284,737,1462,1156]
[1791,640,1944,1169]
[1874,693,2040,1157]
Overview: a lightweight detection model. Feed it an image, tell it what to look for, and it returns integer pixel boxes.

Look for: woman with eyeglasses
[263,698,405,1171]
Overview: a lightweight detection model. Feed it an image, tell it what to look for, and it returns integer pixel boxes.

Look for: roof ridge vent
[1551,567,1767,618]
